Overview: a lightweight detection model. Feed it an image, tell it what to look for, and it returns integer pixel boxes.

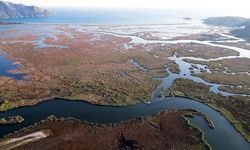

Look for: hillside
[203,16,248,27]
[203,16,250,42]
[0,1,54,19]
[232,23,250,42]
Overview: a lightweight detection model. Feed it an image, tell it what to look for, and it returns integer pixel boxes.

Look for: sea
[0,8,226,25]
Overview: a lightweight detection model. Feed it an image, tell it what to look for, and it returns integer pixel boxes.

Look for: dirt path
[0,130,51,150]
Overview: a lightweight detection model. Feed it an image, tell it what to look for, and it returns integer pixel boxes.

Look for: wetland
[0,22,250,149]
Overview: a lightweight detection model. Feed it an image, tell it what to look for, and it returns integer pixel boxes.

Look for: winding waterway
[0,97,249,150]
[84,26,250,97]
[81,26,250,59]
[0,24,250,149]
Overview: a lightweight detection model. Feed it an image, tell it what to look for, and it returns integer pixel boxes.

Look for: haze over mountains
[203,17,250,27]
[1,1,249,42]
[204,16,250,41]
[0,1,54,19]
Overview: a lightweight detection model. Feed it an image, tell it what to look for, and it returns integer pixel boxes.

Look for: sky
[5,0,250,17]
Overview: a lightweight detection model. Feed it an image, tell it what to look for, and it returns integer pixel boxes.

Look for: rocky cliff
[0,1,54,19]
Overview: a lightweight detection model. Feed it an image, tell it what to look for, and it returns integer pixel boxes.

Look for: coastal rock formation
[0,1,54,19]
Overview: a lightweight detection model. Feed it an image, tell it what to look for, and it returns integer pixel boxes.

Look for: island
[0,116,24,126]
[183,17,192,21]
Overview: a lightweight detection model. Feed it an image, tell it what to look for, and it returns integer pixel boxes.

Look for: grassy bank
[170,78,250,143]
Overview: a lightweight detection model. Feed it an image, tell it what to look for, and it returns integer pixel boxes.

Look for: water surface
[1,8,224,24]
[0,97,249,150]
[0,14,250,150]
[0,51,26,80]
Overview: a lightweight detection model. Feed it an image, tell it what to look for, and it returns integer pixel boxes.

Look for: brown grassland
[1,111,210,150]
[185,58,250,94]
[0,24,249,148]
[0,25,239,110]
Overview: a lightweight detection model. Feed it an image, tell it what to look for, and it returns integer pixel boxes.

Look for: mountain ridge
[203,16,249,27]
[0,1,54,19]
[203,16,250,42]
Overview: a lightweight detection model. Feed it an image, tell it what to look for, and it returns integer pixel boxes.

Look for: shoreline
[0,95,249,144]
[168,95,250,143]
[182,116,212,150]
[0,22,249,148]
[1,110,212,150]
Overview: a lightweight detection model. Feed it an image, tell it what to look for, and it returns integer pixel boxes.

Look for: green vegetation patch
[170,78,250,142]
[0,100,11,112]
